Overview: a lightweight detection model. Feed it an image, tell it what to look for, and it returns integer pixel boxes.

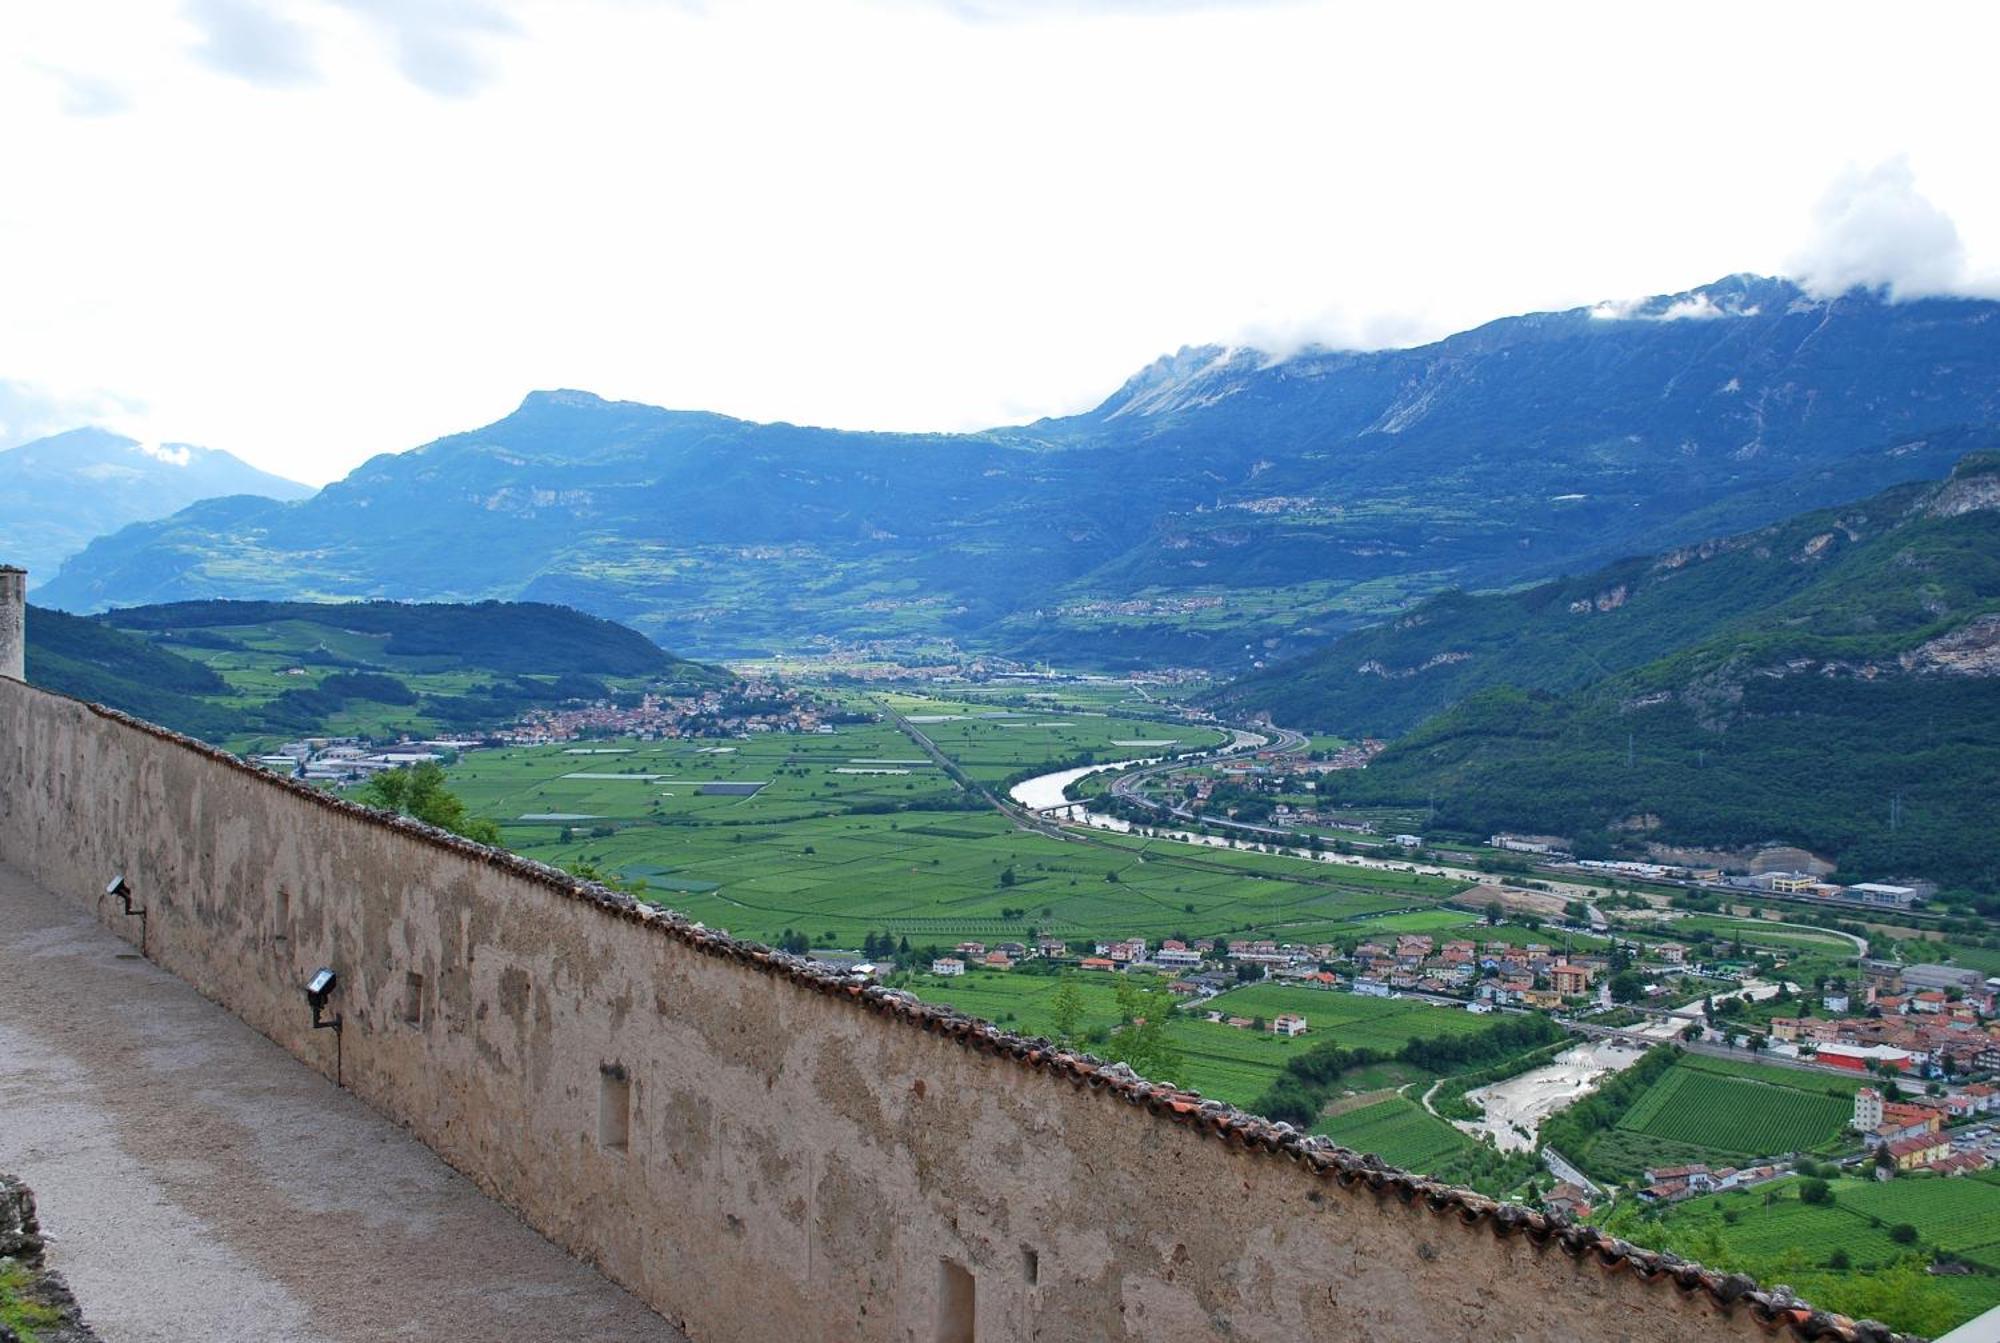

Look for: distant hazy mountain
[0,427,312,583]
[36,277,2000,665]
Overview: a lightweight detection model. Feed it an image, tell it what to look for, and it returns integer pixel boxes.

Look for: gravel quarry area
[1453,1040,1649,1153]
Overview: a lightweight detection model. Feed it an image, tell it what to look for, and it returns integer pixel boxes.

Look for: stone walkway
[0,860,686,1342]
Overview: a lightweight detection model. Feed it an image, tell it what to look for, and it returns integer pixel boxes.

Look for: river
[1008,760,1146,811]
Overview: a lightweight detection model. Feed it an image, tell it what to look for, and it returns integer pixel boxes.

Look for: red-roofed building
[1886,1134,1949,1170]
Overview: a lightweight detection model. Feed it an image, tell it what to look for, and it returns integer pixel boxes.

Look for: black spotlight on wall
[306,967,342,1033]
[306,967,345,1085]
[106,873,147,951]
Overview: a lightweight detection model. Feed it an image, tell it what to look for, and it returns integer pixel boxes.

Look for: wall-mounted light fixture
[306,967,344,1085]
[306,967,341,1033]
[106,873,147,951]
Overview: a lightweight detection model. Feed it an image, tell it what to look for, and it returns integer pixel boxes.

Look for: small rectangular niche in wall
[273,888,290,942]
[1020,1246,1039,1287]
[936,1259,975,1343]
[598,1064,631,1152]
[402,971,425,1026]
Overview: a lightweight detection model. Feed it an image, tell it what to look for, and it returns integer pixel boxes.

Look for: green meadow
[894,969,1490,1107]
[869,693,1229,785]
[446,707,1471,951]
[1622,1174,2000,1336]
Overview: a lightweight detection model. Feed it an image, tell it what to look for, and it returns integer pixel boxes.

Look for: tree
[1827,1248,1850,1270]
[998,866,1016,888]
[1681,1022,1704,1043]
[1609,970,1645,1004]
[1113,975,1142,1025]
[1100,985,1186,1086]
[1799,1178,1832,1205]
[1049,978,1085,1044]
[358,761,499,845]
[1485,900,1504,927]
[1889,1222,1919,1245]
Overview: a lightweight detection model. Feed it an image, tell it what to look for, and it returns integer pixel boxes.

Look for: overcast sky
[5,0,1999,485]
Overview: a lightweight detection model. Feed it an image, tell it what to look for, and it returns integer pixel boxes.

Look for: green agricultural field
[1314,1095,1474,1170]
[893,969,1316,1104]
[1200,984,1491,1052]
[1838,1178,2000,1259]
[1615,1060,1856,1157]
[1623,1176,2000,1336]
[875,693,1229,786]
[1650,915,1859,956]
[1673,1053,1864,1095]
[898,968,1136,1037]
[1941,942,2000,976]
[1348,909,1483,936]
[448,723,1463,951]
[876,974,1504,1110]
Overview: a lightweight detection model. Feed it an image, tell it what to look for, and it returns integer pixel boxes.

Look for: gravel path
[0,861,685,1343]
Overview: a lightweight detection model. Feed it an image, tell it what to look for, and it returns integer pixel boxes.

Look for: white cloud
[0,381,145,452]
[32,64,132,117]
[135,442,194,466]
[1587,293,1759,323]
[183,0,320,87]
[1786,156,2000,301]
[332,0,519,97]
[4,1,2000,485]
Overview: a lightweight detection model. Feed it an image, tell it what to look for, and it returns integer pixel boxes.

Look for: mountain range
[1250,455,2000,888]
[0,427,312,582]
[29,275,2000,671]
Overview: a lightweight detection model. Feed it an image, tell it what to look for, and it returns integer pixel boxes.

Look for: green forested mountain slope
[101,599,705,679]
[1215,438,2000,736]
[26,598,724,745]
[35,277,2000,667]
[26,605,244,739]
[1304,456,2000,886]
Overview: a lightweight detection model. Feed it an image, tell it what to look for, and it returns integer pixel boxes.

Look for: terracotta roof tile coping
[63,693,1911,1343]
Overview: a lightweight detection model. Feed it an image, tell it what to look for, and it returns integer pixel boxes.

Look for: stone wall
[0,677,1890,1343]
[0,567,23,684]
[0,1175,100,1343]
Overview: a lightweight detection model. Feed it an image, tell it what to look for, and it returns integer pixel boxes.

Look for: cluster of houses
[499,683,829,745]
[1768,963,2000,1077]
[925,930,1627,1016]
[1636,1162,1786,1205]
[1341,933,1609,1009]
[1851,1086,1998,1176]
[1166,742,1387,826]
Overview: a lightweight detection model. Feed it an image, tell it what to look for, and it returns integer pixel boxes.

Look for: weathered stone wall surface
[0,678,1872,1343]
[0,567,24,683]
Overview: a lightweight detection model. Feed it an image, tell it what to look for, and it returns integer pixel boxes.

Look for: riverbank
[1452,1040,1648,1153]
